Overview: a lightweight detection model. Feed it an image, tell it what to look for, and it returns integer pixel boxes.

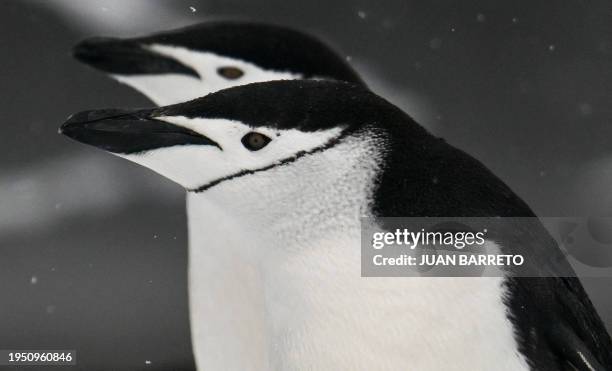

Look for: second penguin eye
[217,66,244,79]
[241,132,271,151]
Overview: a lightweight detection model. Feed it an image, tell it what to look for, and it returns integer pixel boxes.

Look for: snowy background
[1,0,611,370]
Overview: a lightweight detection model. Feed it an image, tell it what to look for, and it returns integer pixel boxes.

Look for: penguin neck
[185,134,382,370]
[190,132,382,241]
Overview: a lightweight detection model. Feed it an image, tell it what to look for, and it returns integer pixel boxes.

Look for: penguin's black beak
[60,108,220,154]
[72,37,200,78]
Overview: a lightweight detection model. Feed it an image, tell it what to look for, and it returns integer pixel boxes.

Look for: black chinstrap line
[188,129,353,193]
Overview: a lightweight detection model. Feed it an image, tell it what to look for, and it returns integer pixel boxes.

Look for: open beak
[60,108,220,154]
[72,37,199,78]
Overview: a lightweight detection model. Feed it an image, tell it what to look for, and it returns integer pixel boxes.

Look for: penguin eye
[217,66,244,80]
[241,132,271,151]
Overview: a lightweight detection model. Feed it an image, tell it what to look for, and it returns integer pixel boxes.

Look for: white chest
[187,217,528,371]
[184,138,528,370]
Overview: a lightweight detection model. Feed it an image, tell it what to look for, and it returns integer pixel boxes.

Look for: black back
[372,101,612,370]
[156,79,409,132]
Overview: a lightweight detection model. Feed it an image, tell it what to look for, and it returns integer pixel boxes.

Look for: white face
[117,116,344,191]
[112,44,302,106]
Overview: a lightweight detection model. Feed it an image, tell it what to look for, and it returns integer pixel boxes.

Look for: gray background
[1,1,611,370]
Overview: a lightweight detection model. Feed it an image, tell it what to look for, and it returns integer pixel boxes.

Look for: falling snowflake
[512,17,519,23]
[357,10,367,19]
[189,6,197,13]
[429,38,442,50]
[145,360,152,365]
[579,103,593,116]
[548,44,556,51]
[476,13,486,22]
[30,276,38,284]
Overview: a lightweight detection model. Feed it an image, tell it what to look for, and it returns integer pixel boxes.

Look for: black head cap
[74,21,364,85]
[155,79,418,133]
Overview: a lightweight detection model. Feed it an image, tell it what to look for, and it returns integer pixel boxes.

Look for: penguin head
[73,22,364,105]
[60,80,418,196]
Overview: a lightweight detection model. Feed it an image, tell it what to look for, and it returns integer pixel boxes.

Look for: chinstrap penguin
[73,21,364,106]
[60,80,612,371]
[72,21,364,367]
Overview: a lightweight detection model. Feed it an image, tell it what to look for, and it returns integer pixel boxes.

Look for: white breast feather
[186,135,529,370]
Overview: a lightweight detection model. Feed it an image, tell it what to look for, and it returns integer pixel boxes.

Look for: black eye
[241,132,271,151]
[217,66,244,80]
